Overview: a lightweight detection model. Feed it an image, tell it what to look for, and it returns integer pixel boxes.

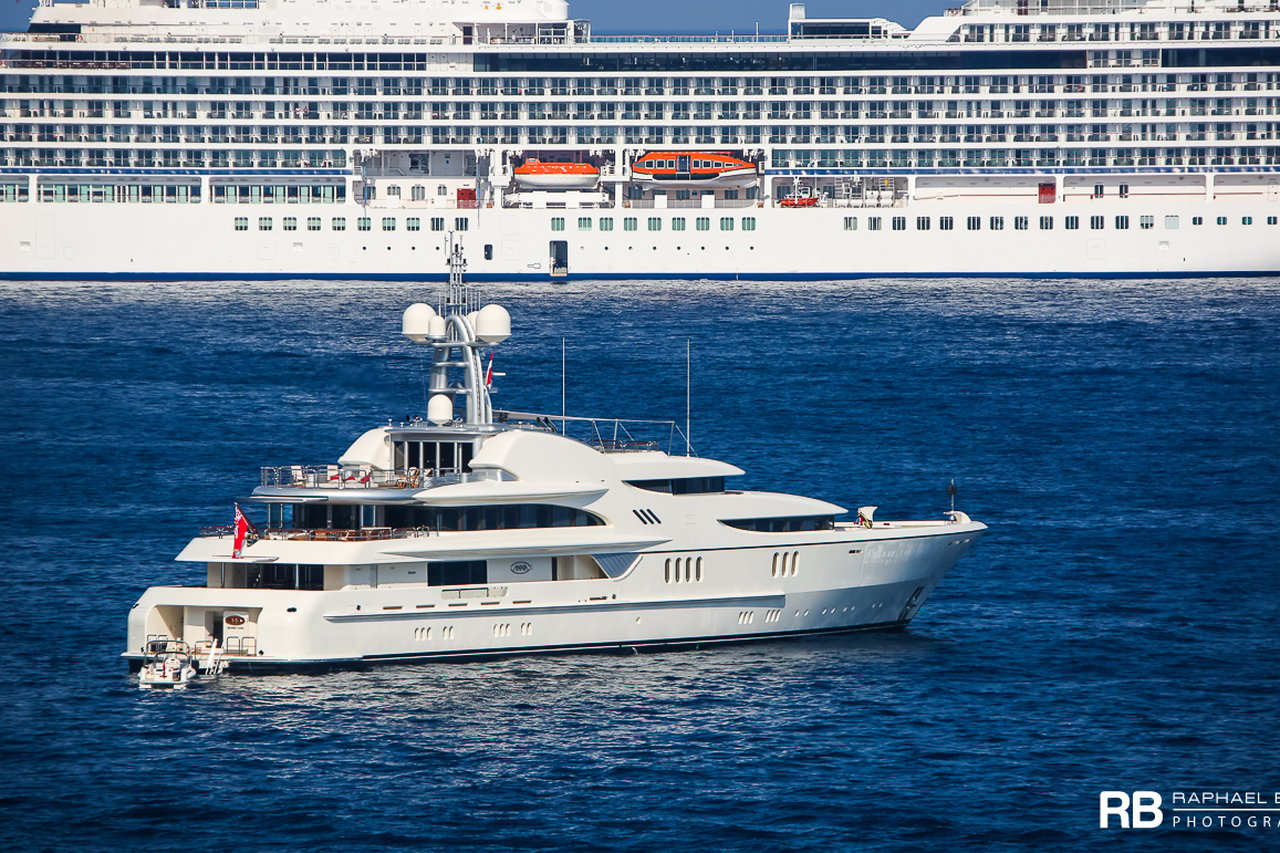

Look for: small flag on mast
[231,503,257,558]
[485,352,494,389]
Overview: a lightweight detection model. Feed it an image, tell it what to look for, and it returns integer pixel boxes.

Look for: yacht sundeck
[124,257,986,672]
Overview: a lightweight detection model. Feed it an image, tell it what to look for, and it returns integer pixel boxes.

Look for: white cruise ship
[123,268,987,671]
[4,0,1280,280]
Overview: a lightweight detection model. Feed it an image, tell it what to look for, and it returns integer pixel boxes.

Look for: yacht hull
[124,524,983,672]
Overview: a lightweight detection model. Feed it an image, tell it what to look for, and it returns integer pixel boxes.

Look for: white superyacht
[124,262,987,672]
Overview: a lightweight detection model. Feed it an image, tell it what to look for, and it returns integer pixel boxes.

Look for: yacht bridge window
[392,438,475,473]
[626,477,726,495]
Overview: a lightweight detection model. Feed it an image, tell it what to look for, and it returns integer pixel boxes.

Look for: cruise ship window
[258,217,272,231]
[387,186,401,198]
[411,185,425,201]
[940,217,954,231]
[696,217,710,231]
[868,217,882,231]
[916,216,930,231]
[892,217,906,231]
[673,218,686,231]
[719,217,733,231]
[1192,217,1203,226]
[455,218,469,232]
[1217,216,1228,225]
[742,217,756,232]
[1066,216,1079,230]
[1165,216,1180,230]
[1242,216,1253,226]
[1268,217,1278,226]
[989,217,1004,231]
[307,217,321,232]
[551,217,565,232]
[1091,216,1105,230]
[1140,216,1155,230]
[1119,184,1130,199]
[407,218,421,232]
[357,217,371,232]
[431,217,445,231]
[234,217,248,231]
[1014,217,1028,231]
[600,218,614,232]
[437,185,447,196]
[843,217,857,231]
[648,217,662,231]
[1093,184,1105,198]
[283,217,297,231]
[966,216,980,231]
[382,218,396,232]
[623,218,637,232]
[332,217,346,231]
[1039,216,1053,230]
[578,217,591,231]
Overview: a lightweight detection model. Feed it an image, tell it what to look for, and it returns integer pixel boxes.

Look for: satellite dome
[475,304,512,344]
[427,394,454,425]
[401,303,436,342]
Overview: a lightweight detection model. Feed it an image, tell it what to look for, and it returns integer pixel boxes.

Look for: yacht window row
[626,477,727,494]
[280,502,606,533]
[233,215,472,232]
[722,516,837,532]
[554,217,757,233]
[843,213,1279,231]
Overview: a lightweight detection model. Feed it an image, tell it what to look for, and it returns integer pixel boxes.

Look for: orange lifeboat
[513,159,600,190]
[631,152,758,188]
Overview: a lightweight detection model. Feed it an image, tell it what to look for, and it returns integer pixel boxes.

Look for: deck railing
[258,466,484,490]
[200,525,436,541]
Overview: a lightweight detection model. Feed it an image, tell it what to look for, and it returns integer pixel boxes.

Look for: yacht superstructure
[123,265,986,671]
[5,0,1279,279]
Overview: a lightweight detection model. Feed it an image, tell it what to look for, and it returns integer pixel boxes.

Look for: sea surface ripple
[0,277,1277,851]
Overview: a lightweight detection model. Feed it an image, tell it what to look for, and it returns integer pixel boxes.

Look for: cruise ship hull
[4,197,1276,280]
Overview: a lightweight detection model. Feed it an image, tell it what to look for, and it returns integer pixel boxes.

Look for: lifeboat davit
[513,159,600,190]
[631,152,758,188]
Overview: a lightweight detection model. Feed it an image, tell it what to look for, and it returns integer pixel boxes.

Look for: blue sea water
[0,277,1277,852]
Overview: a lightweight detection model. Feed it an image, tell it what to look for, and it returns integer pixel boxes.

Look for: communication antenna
[561,336,567,435]
[685,338,692,456]
[947,479,958,514]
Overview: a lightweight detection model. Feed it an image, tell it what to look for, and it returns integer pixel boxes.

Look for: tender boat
[137,640,198,690]
[631,152,758,188]
[512,159,600,189]
[123,250,985,672]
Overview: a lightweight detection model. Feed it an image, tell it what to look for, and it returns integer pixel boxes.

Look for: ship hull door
[550,240,568,277]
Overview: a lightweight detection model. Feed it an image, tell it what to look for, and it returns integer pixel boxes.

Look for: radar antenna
[399,239,510,426]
